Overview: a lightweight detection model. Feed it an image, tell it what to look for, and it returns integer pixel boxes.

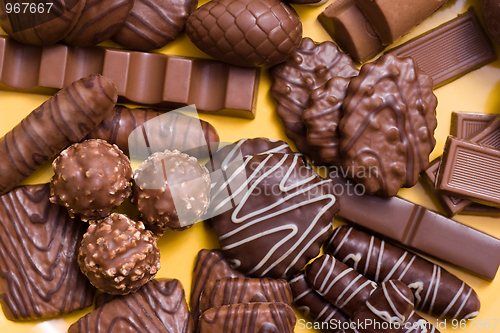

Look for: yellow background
[1,0,500,331]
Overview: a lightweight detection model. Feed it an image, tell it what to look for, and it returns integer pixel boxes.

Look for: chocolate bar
[329,175,500,279]
[436,136,500,207]
[0,36,260,118]
[450,112,498,138]
[388,9,497,88]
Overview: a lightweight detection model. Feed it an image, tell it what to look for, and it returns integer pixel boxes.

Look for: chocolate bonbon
[325,226,480,320]
[186,0,302,67]
[482,0,500,44]
[50,139,132,221]
[388,9,497,88]
[330,175,500,279]
[270,38,358,164]
[210,153,339,278]
[78,213,160,295]
[0,74,117,197]
[0,184,95,320]
[340,54,437,196]
[0,36,260,118]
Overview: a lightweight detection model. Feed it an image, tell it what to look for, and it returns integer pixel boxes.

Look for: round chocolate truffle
[186,0,303,67]
[132,150,211,234]
[50,139,132,221]
[78,213,160,295]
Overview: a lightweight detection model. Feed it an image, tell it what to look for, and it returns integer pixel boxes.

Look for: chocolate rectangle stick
[330,176,500,279]
[388,9,496,88]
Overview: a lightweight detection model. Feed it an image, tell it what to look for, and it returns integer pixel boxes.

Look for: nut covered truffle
[50,139,132,221]
[132,150,211,234]
[78,213,160,295]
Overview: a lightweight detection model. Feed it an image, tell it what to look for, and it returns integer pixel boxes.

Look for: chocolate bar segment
[388,9,497,88]
[450,112,497,138]
[0,184,95,320]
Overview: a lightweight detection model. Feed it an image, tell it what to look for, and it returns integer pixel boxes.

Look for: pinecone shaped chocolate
[78,213,161,295]
[50,139,133,221]
[186,0,303,67]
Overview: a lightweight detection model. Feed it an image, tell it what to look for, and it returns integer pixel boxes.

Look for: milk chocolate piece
[318,0,385,63]
[436,136,500,207]
[462,203,500,216]
[112,0,197,51]
[63,0,134,46]
[0,36,259,118]
[0,184,95,320]
[340,54,437,196]
[211,153,339,278]
[199,277,292,314]
[325,226,480,320]
[357,0,450,44]
[0,0,85,45]
[388,9,497,88]
[186,0,302,67]
[198,302,296,333]
[270,38,358,164]
[0,74,118,197]
[343,280,414,333]
[329,175,500,279]
[482,0,500,44]
[450,112,498,139]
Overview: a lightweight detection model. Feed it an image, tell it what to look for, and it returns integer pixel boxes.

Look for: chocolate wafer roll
[305,254,378,317]
[87,106,220,159]
[325,226,480,320]
[0,74,118,196]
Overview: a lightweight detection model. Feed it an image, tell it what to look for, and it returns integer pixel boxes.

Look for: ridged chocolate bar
[330,176,500,279]
[450,112,498,139]
[0,36,259,118]
[388,9,496,88]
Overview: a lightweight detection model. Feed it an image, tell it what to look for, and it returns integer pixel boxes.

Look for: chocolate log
[325,226,480,320]
[0,74,117,196]
[0,184,95,320]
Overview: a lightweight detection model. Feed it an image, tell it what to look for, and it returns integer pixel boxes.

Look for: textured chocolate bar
[0,184,95,320]
[450,112,497,138]
[388,9,497,88]
[330,175,500,279]
[0,36,260,118]
[436,136,500,206]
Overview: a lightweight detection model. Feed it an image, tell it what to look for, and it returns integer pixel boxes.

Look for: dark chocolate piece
[325,226,480,320]
[199,277,292,314]
[132,150,210,233]
[0,184,95,320]
[450,112,497,139]
[198,302,296,333]
[210,153,339,278]
[388,9,497,88]
[50,139,132,221]
[0,36,260,118]
[318,0,385,63]
[329,175,500,279]
[78,213,160,295]
[436,136,500,207]
[340,54,437,196]
[186,0,302,67]
[482,0,500,44]
[356,0,450,44]
[0,74,118,196]
[270,37,359,165]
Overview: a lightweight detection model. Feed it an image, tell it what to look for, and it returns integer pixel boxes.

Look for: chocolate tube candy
[198,302,296,333]
[199,277,292,314]
[0,37,260,118]
[342,280,414,333]
[388,9,497,88]
[0,74,117,196]
[450,112,498,139]
[325,226,480,320]
[318,0,385,63]
[329,175,500,279]
[0,184,95,321]
[436,136,500,207]
[356,0,450,44]
[305,254,378,317]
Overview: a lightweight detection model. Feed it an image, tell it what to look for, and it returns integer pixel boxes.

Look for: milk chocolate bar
[329,175,500,279]
[0,36,260,118]
[388,9,497,88]
[450,112,498,138]
[436,136,500,207]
